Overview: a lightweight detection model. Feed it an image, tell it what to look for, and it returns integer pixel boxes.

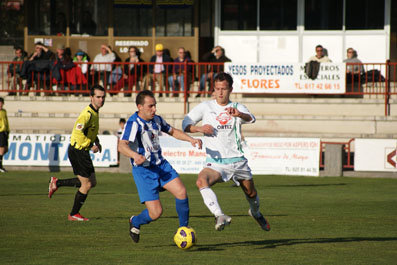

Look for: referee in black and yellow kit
[48,85,106,221]
[0,97,10,173]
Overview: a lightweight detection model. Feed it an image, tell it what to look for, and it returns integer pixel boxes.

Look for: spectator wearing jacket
[24,42,54,95]
[113,46,145,97]
[70,49,89,92]
[168,47,192,97]
[7,47,27,95]
[198,46,231,97]
[143,44,173,96]
[54,44,76,94]
[344,48,364,91]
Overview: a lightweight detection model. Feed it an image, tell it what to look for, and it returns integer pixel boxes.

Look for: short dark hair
[0,97,4,103]
[119,118,126,123]
[136,90,155,106]
[316,45,323,50]
[90,85,105,96]
[214,72,233,88]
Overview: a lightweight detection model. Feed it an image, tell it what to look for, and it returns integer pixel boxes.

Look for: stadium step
[4,94,397,140]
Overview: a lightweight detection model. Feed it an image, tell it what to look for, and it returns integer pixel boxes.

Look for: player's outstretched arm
[118,139,146,165]
[225,107,253,122]
[168,128,202,149]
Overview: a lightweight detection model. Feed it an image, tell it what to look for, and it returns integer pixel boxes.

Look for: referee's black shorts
[68,144,95,178]
[0,132,8,147]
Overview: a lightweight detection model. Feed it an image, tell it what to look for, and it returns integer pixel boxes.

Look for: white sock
[246,195,261,217]
[199,187,223,217]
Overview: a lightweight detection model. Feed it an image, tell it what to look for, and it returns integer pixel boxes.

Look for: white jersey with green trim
[182,100,255,162]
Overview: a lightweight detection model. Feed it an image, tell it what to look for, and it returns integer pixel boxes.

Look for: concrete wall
[4,94,397,141]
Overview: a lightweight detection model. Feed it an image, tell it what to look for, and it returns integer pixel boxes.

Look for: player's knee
[196,177,206,189]
[175,186,187,199]
[149,207,163,220]
[245,188,257,198]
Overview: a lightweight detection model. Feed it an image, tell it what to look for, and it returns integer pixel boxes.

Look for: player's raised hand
[225,107,240,117]
[200,124,214,135]
[191,138,202,149]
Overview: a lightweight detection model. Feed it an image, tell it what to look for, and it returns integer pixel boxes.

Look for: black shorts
[68,145,95,178]
[0,132,8,147]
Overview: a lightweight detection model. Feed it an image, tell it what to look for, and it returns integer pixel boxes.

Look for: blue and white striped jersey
[121,112,172,167]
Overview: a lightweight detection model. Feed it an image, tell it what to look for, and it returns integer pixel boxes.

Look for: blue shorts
[132,160,179,203]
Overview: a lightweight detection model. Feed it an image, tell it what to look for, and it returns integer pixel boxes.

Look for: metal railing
[319,138,355,169]
[1,60,396,114]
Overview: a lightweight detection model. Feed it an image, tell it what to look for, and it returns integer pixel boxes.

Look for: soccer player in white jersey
[118,90,202,243]
[182,72,270,232]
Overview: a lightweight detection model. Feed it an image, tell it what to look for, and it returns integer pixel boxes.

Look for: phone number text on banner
[4,134,118,167]
[225,62,345,94]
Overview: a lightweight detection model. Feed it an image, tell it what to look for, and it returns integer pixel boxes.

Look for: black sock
[0,155,3,168]
[70,190,87,216]
[57,178,81,188]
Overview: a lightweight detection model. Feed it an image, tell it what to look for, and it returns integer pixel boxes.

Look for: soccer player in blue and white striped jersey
[118,90,202,243]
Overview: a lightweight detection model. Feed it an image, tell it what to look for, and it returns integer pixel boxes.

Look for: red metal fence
[1,60,396,114]
[319,138,355,169]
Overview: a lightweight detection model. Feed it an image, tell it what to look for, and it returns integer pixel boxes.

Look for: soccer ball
[173,226,197,249]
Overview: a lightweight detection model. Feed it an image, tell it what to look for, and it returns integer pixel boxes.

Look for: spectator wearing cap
[69,50,89,92]
[73,50,89,75]
[143,43,173,95]
[91,44,116,88]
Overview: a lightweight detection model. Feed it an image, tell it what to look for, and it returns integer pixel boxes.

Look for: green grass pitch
[1,171,397,264]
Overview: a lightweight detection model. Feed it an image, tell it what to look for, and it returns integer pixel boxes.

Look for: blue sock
[132,209,152,229]
[175,197,189,227]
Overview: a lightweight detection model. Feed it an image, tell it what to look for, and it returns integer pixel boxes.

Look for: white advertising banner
[225,62,345,94]
[160,135,320,176]
[244,137,321,176]
[159,135,207,173]
[3,134,118,167]
[355,139,397,172]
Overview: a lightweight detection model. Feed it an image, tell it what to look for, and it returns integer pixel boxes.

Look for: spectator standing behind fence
[54,44,75,95]
[0,97,10,173]
[343,48,364,75]
[307,45,332,63]
[7,47,27,95]
[70,50,89,92]
[168,47,192,97]
[91,44,116,88]
[143,44,173,96]
[343,48,365,90]
[114,46,145,97]
[23,42,54,95]
[198,46,231,97]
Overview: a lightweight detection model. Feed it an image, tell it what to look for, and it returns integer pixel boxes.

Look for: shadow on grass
[268,183,347,188]
[0,192,126,197]
[193,236,397,251]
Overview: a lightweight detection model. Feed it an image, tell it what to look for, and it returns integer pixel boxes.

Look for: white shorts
[204,158,252,186]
